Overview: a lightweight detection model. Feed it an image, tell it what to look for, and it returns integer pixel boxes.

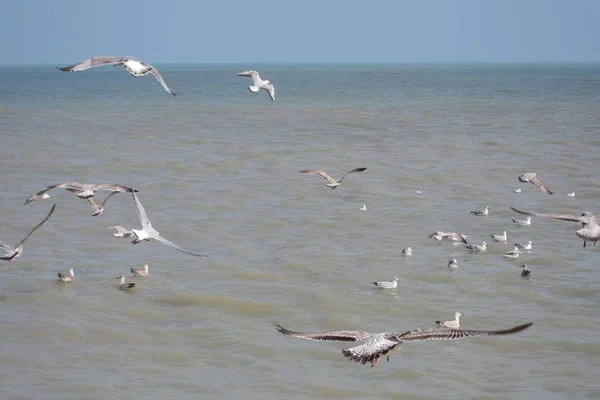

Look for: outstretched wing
[447,232,468,244]
[274,323,371,342]
[299,170,335,183]
[338,167,367,183]
[395,322,533,343]
[19,204,56,245]
[145,65,176,96]
[58,56,122,72]
[528,175,553,194]
[153,234,208,257]
[510,207,582,223]
[95,184,136,193]
[341,334,400,366]
[0,241,10,250]
[131,189,153,230]
[237,70,259,84]
[99,191,120,207]
[264,83,275,101]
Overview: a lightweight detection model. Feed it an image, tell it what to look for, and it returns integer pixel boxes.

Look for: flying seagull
[107,225,135,239]
[274,321,532,367]
[435,312,463,329]
[237,70,275,101]
[429,231,468,245]
[24,182,136,205]
[130,189,208,257]
[86,191,120,216]
[299,168,367,190]
[511,207,600,248]
[518,172,553,195]
[58,56,176,95]
[0,204,56,261]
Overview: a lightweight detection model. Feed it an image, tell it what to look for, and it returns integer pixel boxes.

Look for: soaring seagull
[237,70,275,101]
[0,204,56,261]
[518,172,553,195]
[299,168,367,190]
[58,56,176,96]
[24,182,136,205]
[130,189,208,257]
[274,321,532,367]
[511,207,600,248]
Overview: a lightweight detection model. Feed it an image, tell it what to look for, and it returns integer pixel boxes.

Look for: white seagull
[299,168,367,190]
[24,182,135,205]
[515,241,533,250]
[359,205,367,211]
[504,246,522,258]
[130,189,208,257]
[490,231,507,242]
[512,216,532,226]
[117,276,136,292]
[274,321,533,367]
[0,204,56,261]
[518,172,553,195]
[58,56,176,95]
[57,268,75,283]
[466,241,487,252]
[107,225,135,239]
[237,70,275,101]
[471,206,490,216]
[402,247,413,256]
[567,192,575,198]
[429,231,468,245]
[515,188,522,193]
[373,277,398,289]
[447,259,458,269]
[435,312,463,329]
[131,264,149,277]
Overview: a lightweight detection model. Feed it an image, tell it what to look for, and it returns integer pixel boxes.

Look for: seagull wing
[153,234,208,257]
[131,190,154,230]
[337,167,367,183]
[0,241,10,250]
[341,334,401,366]
[395,323,533,343]
[94,184,136,193]
[238,70,259,83]
[299,170,335,183]
[528,175,553,194]
[264,83,275,101]
[146,65,176,96]
[98,191,120,207]
[58,56,122,72]
[18,204,56,245]
[510,207,582,223]
[274,323,372,342]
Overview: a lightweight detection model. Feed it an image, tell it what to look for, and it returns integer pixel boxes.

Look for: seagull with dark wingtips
[518,172,553,195]
[237,70,275,101]
[24,182,136,205]
[0,205,56,261]
[299,168,367,190]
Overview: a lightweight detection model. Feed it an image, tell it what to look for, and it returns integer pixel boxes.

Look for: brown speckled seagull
[518,172,553,195]
[299,168,367,190]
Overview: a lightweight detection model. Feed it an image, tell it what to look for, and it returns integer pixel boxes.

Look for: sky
[1,0,599,65]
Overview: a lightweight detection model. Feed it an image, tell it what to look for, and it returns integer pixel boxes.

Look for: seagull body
[466,241,487,252]
[274,322,533,367]
[435,312,463,329]
[24,182,135,204]
[567,192,575,198]
[471,206,490,216]
[512,216,532,226]
[402,247,412,256]
[429,231,468,245]
[299,168,367,190]
[490,231,507,242]
[57,268,75,283]
[131,264,149,277]
[0,204,56,261]
[117,276,136,292]
[237,70,275,101]
[511,207,600,248]
[58,56,176,95]
[520,264,531,277]
[373,277,398,289]
[518,172,553,195]
[130,189,208,257]
[504,246,522,258]
[108,225,135,239]
[515,241,533,250]
[448,259,458,269]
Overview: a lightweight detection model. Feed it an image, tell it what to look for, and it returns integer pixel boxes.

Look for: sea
[0,63,599,400]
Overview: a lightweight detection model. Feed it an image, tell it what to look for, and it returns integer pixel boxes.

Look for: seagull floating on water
[490,231,507,242]
[24,182,135,205]
[520,264,531,277]
[58,56,176,95]
[359,205,367,211]
[107,225,135,239]
[515,241,533,250]
[373,277,398,289]
[512,216,532,226]
[511,207,600,249]
[504,246,522,258]
[299,168,367,190]
[117,276,136,292]
[466,241,487,252]
[518,172,553,195]
[515,188,522,193]
[435,312,463,329]
[274,321,533,367]
[57,268,75,283]
[471,206,490,216]
[131,264,149,277]
[0,204,56,261]
[402,247,413,256]
[567,192,575,198]
[237,70,275,101]
[448,259,458,269]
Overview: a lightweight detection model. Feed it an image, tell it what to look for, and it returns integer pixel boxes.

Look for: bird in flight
[237,70,275,101]
[518,173,553,195]
[0,204,56,261]
[299,168,367,190]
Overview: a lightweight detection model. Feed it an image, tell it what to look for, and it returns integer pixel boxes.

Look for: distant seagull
[435,312,463,329]
[402,247,413,256]
[359,205,367,211]
[299,168,367,190]
[429,231,468,245]
[520,264,531,278]
[373,277,398,289]
[117,276,136,292]
[515,188,522,193]
[107,225,135,239]
[130,189,208,257]
[58,56,176,95]
[237,70,275,101]
[57,268,75,283]
[512,216,532,226]
[416,190,421,194]
[274,321,533,367]
[131,264,149,277]
[490,231,507,242]
[515,241,533,250]
[24,182,136,205]
[504,246,522,258]
[466,241,487,252]
[567,192,575,198]
[0,204,56,261]
[511,207,600,249]
[448,259,458,269]
[518,172,553,195]
[471,206,490,216]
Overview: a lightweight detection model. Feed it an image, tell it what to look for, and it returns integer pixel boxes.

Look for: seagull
[466,241,487,252]
[57,268,75,283]
[130,189,208,257]
[117,276,136,292]
[373,277,398,289]
[237,70,275,101]
[520,264,531,278]
[471,206,490,216]
[435,312,463,329]
[504,246,522,258]
[299,168,367,190]
[490,231,507,242]
[107,225,135,239]
[131,264,149,277]
[447,259,458,269]
[274,321,532,367]
[515,188,522,193]
[86,191,120,216]
[511,207,600,249]
[515,241,533,250]
[0,204,56,261]
[512,216,532,226]
[359,205,367,211]
[429,231,468,245]
[58,56,176,95]
[518,172,553,195]
[402,247,412,256]
[567,192,575,198]
[24,182,136,205]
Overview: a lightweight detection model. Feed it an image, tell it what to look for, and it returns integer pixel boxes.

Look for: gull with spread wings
[299,168,367,190]
[518,172,553,195]
[0,204,56,261]
[237,70,275,101]
[58,56,176,96]
[274,321,532,367]
[24,182,135,204]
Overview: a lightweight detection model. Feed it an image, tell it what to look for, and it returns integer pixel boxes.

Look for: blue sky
[1,0,599,64]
